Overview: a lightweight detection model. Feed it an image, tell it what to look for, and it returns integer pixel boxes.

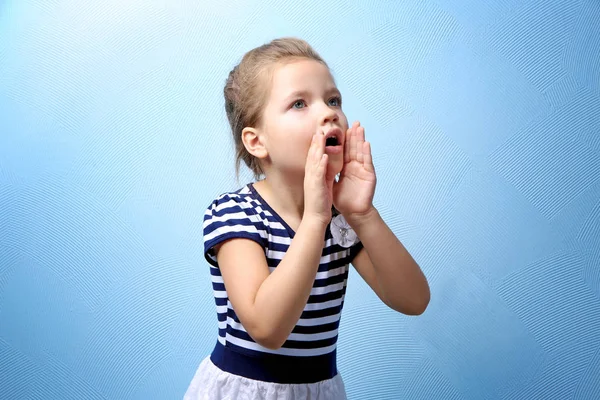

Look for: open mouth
[325,137,339,147]
[324,128,343,148]
[323,129,343,155]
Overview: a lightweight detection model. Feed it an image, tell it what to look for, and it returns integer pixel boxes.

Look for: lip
[324,144,343,155]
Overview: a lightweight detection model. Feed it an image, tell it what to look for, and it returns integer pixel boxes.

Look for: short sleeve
[203,193,267,267]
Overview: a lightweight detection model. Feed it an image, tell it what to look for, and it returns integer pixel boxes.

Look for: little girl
[184,37,430,400]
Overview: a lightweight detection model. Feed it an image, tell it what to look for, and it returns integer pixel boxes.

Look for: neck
[256,169,306,222]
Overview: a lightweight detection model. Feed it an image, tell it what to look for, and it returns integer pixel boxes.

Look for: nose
[320,103,338,125]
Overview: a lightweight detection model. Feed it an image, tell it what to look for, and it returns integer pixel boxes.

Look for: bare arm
[215,216,327,350]
[349,207,430,315]
[217,130,334,349]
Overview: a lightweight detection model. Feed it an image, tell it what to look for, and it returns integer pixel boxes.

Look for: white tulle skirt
[183,356,348,400]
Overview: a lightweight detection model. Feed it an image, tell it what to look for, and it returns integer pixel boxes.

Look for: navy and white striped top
[203,182,363,384]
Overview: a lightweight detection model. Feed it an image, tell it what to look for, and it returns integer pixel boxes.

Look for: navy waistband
[210,341,338,384]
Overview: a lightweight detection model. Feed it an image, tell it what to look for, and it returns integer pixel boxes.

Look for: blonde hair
[224,37,328,181]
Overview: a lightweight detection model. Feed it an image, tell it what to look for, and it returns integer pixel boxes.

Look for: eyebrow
[283,87,341,103]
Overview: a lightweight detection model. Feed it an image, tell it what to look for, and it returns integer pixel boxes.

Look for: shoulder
[203,184,268,264]
[204,184,258,221]
[203,184,266,232]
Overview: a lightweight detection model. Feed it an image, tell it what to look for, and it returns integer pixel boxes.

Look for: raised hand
[303,132,334,226]
[333,121,377,219]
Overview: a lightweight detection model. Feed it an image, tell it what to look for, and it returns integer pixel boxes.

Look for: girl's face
[258,58,349,180]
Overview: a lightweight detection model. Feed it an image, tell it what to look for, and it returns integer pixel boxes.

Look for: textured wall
[1,0,599,399]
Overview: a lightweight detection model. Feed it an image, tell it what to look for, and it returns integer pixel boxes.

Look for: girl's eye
[329,96,341,107]
[292,100,306,109]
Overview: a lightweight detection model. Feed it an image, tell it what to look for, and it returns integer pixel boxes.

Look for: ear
[241,126,268,160]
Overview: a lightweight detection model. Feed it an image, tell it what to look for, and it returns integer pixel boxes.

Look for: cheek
[339,112,349,130]
[273,134,310,161]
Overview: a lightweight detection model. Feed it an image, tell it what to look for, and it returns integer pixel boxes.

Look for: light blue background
[1,0,599,399]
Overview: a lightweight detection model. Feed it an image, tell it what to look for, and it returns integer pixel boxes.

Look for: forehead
[269,59,336,97]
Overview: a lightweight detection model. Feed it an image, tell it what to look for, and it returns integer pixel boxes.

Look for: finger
[357,124,365,142]
[356,127,365,164]
[315,133,325,168]
[349,122,358,162]
[307,134,317,166]
[315,133,324,159]
[344,127,352,163]
[318,153,328,178]
[348,121,360,161]
[363,141,375,173]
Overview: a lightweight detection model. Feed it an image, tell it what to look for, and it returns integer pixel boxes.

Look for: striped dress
[196,182,363,391]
